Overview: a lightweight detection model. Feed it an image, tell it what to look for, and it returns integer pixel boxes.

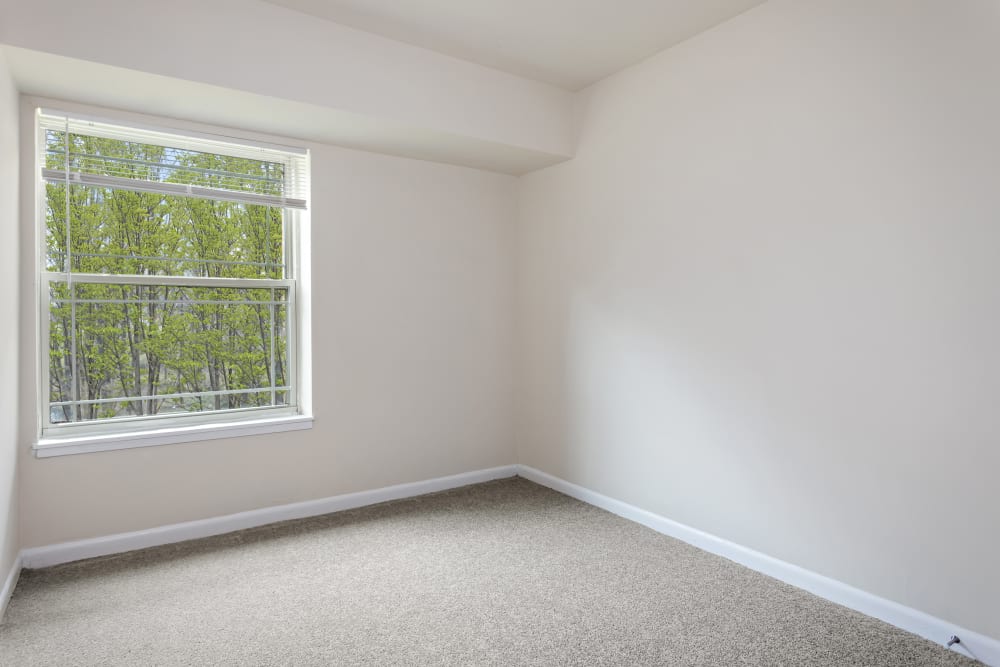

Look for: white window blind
[39,110,308,209]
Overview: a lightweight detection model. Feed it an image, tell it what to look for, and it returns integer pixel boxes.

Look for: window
[35,109,310,453]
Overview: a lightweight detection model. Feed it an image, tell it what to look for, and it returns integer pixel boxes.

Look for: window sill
[34,415,314,458]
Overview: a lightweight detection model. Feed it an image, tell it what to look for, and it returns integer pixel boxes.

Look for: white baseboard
[19,465,518,571]
[0,553,22,623]
[516,465,1000,667]
[10,462,998,666]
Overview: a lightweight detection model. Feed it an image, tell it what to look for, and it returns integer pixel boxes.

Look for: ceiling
[260,0,766,90]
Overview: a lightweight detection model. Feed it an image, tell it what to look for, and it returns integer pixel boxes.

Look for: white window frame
[33,108,313,457]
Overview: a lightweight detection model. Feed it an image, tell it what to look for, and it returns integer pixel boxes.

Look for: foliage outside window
[38,111,308,438]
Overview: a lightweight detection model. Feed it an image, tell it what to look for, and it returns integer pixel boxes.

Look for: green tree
[46,131,288,423]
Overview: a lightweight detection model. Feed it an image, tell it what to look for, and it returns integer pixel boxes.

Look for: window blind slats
[39,111,310,205]
[42,168,308,210]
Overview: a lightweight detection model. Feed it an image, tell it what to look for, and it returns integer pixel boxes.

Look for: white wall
[0,50,19,583]
[516,0,1000,640]
[18,98,516,548]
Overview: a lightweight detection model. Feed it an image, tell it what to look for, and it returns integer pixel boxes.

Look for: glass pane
[45,184,284,278]
[45,129,286,196]
[49,282,289,423]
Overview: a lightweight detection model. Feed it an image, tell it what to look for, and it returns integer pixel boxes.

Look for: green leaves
[47,133,290,424]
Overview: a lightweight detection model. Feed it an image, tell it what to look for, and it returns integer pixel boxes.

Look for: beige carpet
[0,477,981,666]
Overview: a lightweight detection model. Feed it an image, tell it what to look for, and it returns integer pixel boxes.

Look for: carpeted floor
[0,477,981,666]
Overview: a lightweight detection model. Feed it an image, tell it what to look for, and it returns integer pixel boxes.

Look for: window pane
[49,282,289,423]
[45,184,284,278]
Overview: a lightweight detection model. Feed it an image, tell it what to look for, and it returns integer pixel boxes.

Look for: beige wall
[0,51,20,582]
[516,0,1000,640]
[18,99,516,548]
